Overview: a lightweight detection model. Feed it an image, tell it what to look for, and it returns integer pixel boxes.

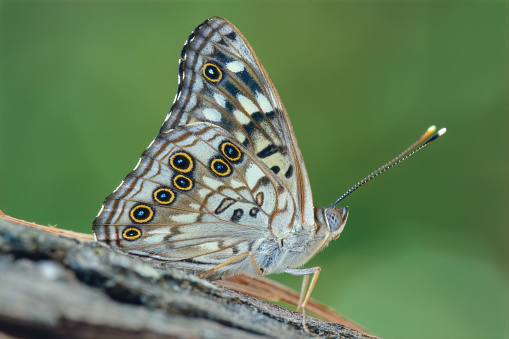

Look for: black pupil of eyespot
[178,177,189,187]
[206,65,219,79]
[157,191,169,201]
[174,155,190,169]
[136,208,148,217]
[126,229,138,237]
[214,161,228,173]
[225,145,237,157]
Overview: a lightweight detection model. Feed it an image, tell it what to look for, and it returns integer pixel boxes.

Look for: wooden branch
[0,214,378,338]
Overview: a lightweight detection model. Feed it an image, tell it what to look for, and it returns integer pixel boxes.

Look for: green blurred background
[0,1,506,338]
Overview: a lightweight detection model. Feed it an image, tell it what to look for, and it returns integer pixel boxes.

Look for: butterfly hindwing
[93,123,296,275]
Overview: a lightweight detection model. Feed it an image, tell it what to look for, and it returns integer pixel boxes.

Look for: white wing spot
[256,138,271,154]
[203,108,221,122]
[199,242,220,252]
[189,203,201,210]
[246,164,265,189]
[230,179,245,189]
[197,187,212,200]
[171,213,200,223]
[234,131,246,144]
[213,93,226,107]
[226,61,245,73]
[203,176,224,190]
[233,109,250,124]
[255,92,272,113]
[238,95,258,114]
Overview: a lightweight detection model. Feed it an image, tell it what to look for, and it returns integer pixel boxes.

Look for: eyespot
[220,141,242,162]
[129,204,154,224]
[203,63,222,83]
[210,158,231,177]
[169,152,194,173]
[123,227,142,241]
[173,174,193,191]
[153,187,175,205]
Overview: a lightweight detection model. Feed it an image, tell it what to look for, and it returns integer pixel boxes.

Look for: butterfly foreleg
[285,266,321,310]
[285,267,321,333]
[198,251,263,279]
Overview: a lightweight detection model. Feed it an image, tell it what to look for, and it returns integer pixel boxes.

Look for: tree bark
[0,216,378,339]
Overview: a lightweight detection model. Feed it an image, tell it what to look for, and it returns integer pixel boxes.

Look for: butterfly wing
[93,17,318,277]
[93,123,296,277]
[163,17,315,229]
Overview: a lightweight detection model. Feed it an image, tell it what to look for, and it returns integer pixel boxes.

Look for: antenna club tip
[334,125,446,204]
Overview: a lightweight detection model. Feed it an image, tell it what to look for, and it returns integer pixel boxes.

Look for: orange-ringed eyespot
[129,204,154,224]
[123,227,142,241]
[203,63,222,83]
[173,174,193,191]
[210,158,231,177]
[169,152,194,173]
[220,141,242,162]
[153,188,175,205]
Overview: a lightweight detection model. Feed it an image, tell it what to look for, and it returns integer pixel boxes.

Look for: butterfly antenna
[333,126,447,208]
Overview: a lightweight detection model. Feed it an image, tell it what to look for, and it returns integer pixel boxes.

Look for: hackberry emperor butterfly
[93,17,445,330]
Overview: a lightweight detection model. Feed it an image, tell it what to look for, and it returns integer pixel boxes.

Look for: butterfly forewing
[161,17,315,228]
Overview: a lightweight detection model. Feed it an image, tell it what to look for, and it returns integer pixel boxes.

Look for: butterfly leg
[285,267,321,333]
[199,252,263,278]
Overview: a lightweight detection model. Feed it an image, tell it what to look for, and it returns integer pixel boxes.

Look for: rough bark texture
[0,217,378,339]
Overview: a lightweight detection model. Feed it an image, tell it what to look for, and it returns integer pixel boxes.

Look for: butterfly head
[315,206,349,240]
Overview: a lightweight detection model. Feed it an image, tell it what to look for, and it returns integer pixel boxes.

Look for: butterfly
[92,16,445,331]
